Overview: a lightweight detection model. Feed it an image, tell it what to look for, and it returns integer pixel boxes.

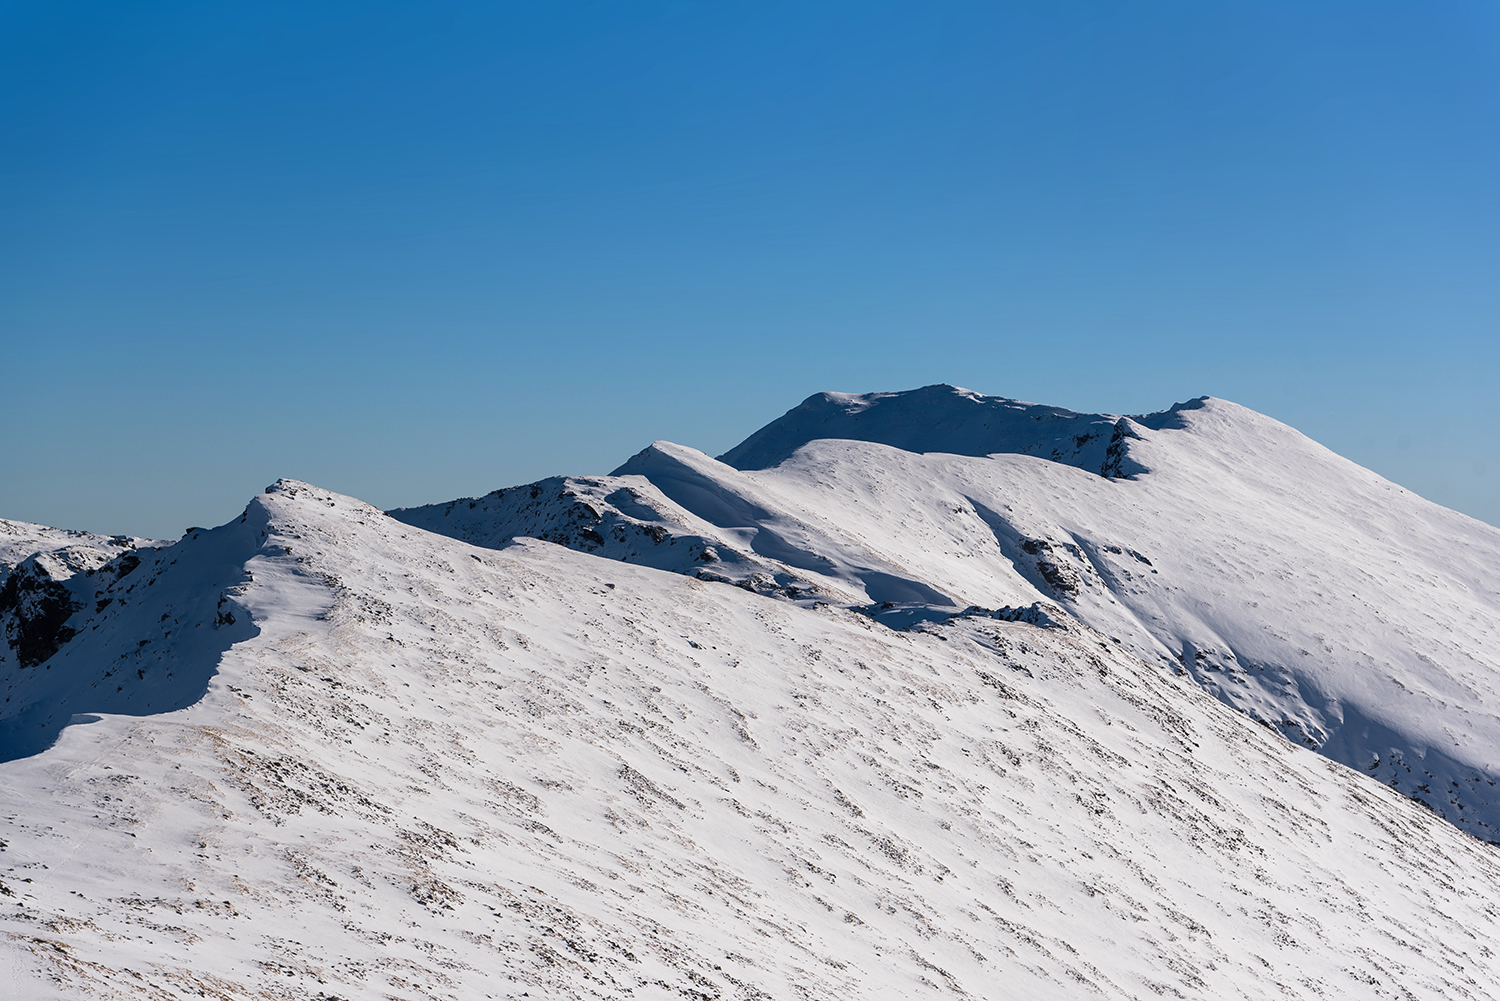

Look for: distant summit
[715,383,1205,479]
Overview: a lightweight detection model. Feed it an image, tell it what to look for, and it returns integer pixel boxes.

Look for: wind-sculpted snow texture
[400,386,1500,843]
[7,480,1500,999]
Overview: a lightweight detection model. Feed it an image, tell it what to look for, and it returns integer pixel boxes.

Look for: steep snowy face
[400,389,1500,841]
[734,406,1500,839]
[1,521,169,720]
[0,509,277,761]
[8,481,1500,1001]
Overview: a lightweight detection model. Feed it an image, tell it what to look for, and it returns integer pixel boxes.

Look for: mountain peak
[718,383,1213,476]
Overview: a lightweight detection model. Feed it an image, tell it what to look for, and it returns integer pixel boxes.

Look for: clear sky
[3,1,1498,539]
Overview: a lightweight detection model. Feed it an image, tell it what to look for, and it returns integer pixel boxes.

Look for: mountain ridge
[394,387,1500,840]
[7,477,1500,998]
[6,388,1500,998]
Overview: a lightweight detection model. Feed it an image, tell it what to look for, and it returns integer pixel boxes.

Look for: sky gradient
[3,1,1498,538]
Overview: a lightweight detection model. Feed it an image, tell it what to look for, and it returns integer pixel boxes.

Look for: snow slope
[6,480,1500,1000]
[396,387,1500,841]
[1,520,169,744]
[391,476,840,603]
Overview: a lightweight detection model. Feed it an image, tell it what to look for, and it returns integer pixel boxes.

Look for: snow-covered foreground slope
[6,481,1500,999]
[396,388,1500,842]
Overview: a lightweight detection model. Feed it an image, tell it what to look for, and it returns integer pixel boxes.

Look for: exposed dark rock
[0,558,83,668]
[943,602,1063,629]
[1100,419,1148,479]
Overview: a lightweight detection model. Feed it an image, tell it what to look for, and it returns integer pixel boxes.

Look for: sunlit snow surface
[4,390,1500,998]
[401,389,1500,839]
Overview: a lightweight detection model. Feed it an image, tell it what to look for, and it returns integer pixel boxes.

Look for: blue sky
[3,1,1498,537]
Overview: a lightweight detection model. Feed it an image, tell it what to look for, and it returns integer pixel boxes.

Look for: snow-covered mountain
[397,387,1500,841]
[5,387,1500,999]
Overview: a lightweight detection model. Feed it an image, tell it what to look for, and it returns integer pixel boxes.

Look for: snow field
[5,481,1500,998]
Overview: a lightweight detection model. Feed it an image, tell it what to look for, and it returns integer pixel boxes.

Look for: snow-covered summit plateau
[5,385,1500,999]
